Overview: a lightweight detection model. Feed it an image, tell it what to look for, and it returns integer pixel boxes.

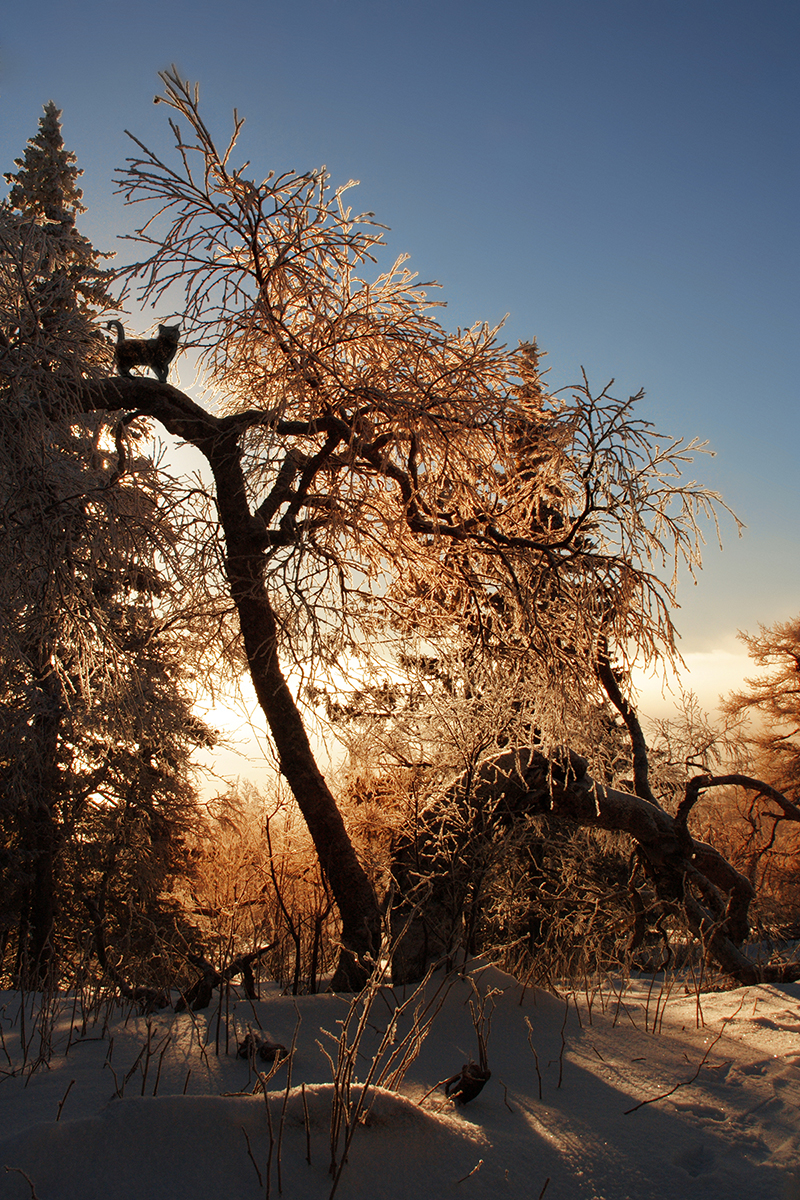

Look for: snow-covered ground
[1,965,799,1200]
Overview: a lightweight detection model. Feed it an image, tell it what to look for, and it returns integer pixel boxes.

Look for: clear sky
[1,0,798,717]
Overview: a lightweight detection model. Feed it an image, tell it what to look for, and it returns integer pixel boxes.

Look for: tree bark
[24,667,63,983]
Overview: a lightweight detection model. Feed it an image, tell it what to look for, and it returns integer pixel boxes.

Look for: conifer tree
[1,101,113,387]
[0,105,208,985]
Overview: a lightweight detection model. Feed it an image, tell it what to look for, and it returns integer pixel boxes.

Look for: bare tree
[688,615,800,920]
[76,70,750,988]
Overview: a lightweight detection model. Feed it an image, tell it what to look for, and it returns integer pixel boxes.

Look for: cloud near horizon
[632,643,754,720]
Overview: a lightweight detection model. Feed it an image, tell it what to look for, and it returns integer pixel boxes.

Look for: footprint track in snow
[672,1101,727,1121]
[673,1142,717,1177]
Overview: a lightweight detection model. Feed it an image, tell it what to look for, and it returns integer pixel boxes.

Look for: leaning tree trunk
[390,746,792,988]
[205,430,380,989]
[80,379,381,990]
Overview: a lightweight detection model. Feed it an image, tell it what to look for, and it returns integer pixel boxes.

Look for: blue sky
[2,0,798,709]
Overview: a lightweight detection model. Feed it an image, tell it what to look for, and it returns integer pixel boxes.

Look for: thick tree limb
[676,773,800,830]
[390,747,800,987]
[174,944,279,1011]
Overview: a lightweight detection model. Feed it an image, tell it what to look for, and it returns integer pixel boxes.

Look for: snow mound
[0,1085,487,1200]
[3,970,800,1199]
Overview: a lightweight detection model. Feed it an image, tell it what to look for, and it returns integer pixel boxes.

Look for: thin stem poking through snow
[623,994,746,1114]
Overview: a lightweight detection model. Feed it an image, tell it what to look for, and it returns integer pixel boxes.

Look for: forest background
[0,0,799,997]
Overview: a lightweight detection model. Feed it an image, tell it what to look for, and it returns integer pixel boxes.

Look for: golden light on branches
[109,68,740,737]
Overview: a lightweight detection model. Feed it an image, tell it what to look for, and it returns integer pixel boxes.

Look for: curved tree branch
[596,638,660,808]
[391,746,799,987]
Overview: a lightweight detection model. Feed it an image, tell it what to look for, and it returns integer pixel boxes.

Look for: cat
[106,320,180,383]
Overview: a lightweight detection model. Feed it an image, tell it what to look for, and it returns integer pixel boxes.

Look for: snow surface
[1,965,799,1200]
